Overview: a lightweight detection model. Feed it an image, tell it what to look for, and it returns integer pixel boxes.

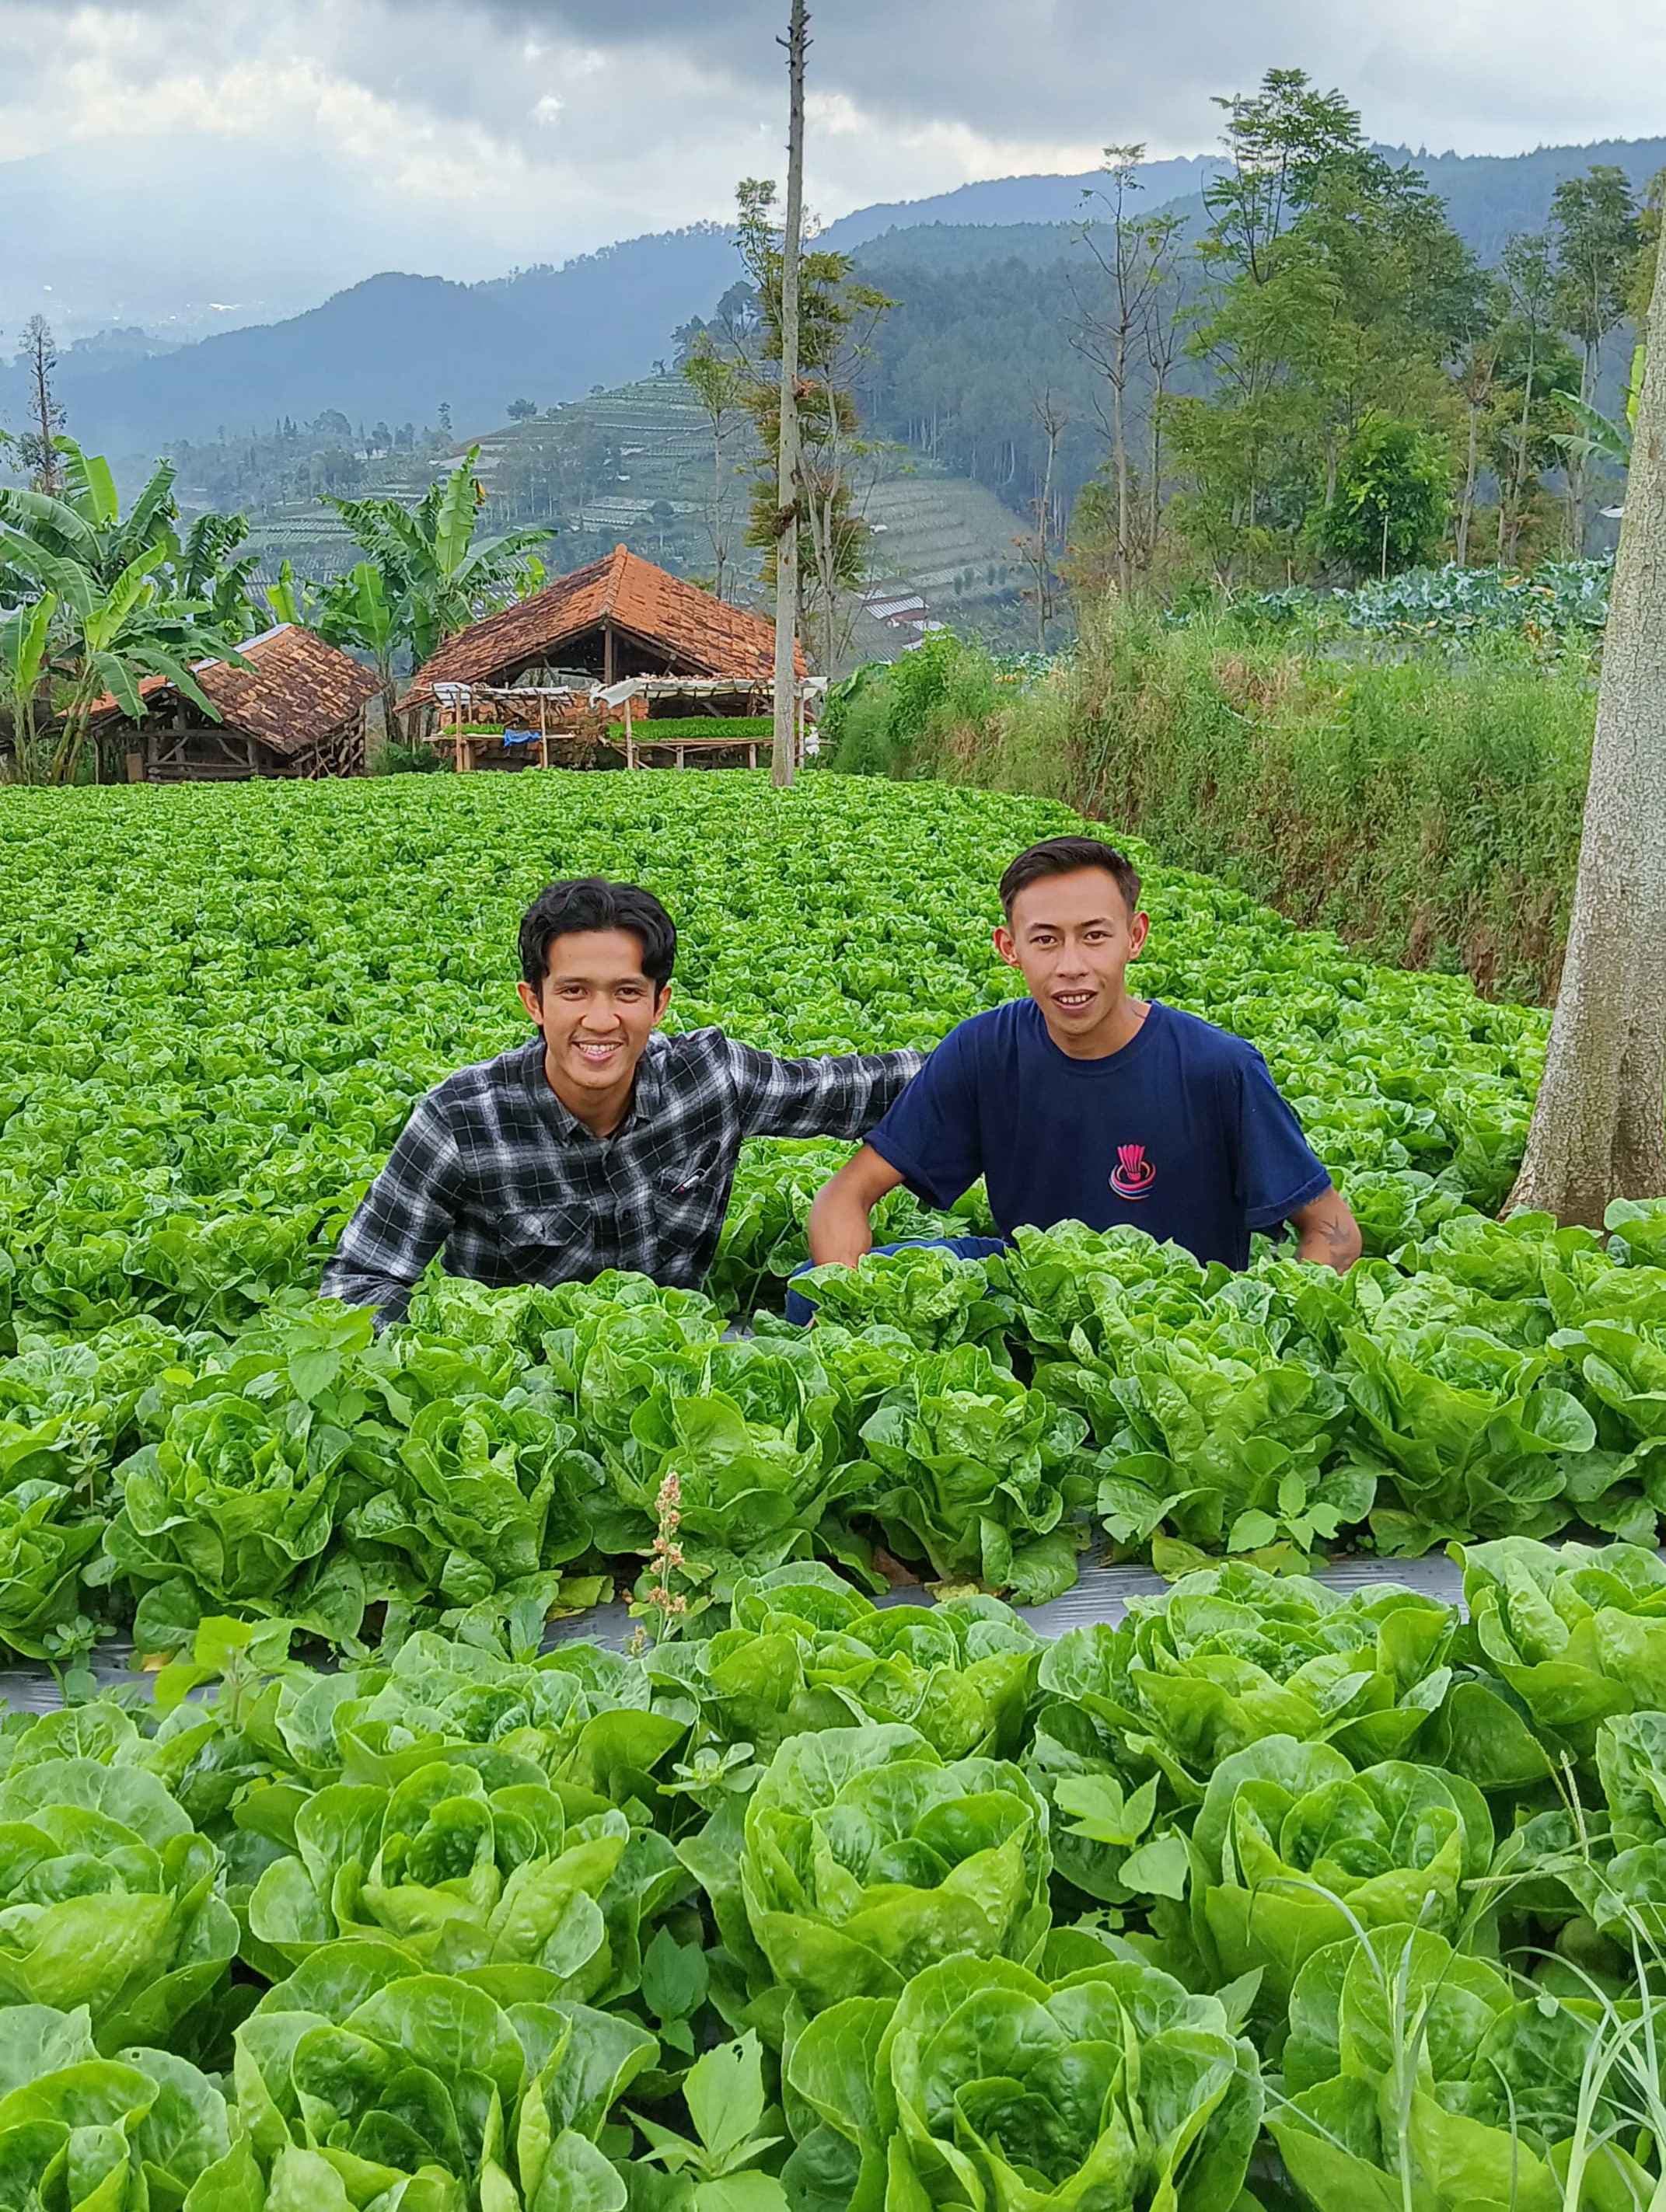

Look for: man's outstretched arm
[728,1041,927,1141]
[1290,1185,1363,1274]
[320,1094,466,1322]
[807,1143,907,1268]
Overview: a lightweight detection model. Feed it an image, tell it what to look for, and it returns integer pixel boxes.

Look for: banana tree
[1557,393,1633,469]
[0,438,264,628]
[1556,343,1647,515]
[0,591,54,782]
[318,560,402,741]
[0,438,254,782]
[0,531,241,783]
[329,446,549,665]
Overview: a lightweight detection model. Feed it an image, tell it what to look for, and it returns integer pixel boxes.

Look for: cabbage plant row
[0,771,1565,1650]
[6,1198,1666,1662]
[0,1545,1660,2210]
[2,771,1542,1352]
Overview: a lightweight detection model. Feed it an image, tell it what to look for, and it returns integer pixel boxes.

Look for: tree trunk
[1456,400,1480,567]
[771,0,807,789]
[714,429,726,602]
[1111,330,1130,595]
[1504,274,1666,1224]
[1504,355,1535,567]
[27,329,62,497]
[1567,337,1600,558]
[1147,368,1168,563]
[1034,420,1059,652]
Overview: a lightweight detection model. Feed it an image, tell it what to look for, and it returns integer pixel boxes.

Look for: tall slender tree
[1017,386,1069,648]
[1550,166,1642,551]
[1504,249,1666,1223]
[1069,146,1187,589]
[1492,234,1580,565]
[683,340,741,602]
[16,319,65,496]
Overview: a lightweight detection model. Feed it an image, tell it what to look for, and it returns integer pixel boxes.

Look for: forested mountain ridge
[829,134,1666,263]
[4,131,1661,480]
[0,229,742,463]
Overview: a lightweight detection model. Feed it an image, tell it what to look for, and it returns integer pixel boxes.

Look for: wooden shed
[89,623,382,783]
[400,546,805,729]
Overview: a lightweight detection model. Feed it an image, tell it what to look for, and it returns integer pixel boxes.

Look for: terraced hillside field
[464,375,1032,661]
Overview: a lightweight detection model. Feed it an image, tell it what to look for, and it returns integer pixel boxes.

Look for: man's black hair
[518,878,676,992]
[998,836,1142,921]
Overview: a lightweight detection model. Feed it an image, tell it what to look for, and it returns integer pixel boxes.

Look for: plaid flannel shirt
[320,1029,927,1319]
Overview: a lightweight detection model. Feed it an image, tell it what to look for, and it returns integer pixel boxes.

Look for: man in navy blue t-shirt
[805,834,1361,1284]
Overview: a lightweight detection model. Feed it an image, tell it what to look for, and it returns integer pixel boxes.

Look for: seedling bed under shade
[0,1547,1472,1718]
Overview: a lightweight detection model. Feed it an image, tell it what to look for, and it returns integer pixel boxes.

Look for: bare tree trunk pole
[26,323,62,497]
[1504,268,1666,1225]
[1456,399,1479,567]
[771,1,809,790]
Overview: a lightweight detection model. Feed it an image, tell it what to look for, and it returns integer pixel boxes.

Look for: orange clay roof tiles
[402,545,804,706]
[86,624,381,757]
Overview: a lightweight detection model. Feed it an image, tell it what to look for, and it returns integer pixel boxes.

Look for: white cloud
[0,0,1661,337]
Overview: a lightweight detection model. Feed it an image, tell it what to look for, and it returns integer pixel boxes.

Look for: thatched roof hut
[400,546,805,721]
[89,623,381,781]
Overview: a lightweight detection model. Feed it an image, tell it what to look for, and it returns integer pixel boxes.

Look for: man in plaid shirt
[320,877,927,1321]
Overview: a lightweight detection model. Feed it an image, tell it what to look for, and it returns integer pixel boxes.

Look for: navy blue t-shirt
[868,998,1332,1270]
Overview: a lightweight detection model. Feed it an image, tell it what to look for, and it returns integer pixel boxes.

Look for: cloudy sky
[2,0,1662,337]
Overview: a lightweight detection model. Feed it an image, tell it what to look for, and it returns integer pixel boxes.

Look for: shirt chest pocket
[494,1203,590,1264]
[651,1144,725,1199]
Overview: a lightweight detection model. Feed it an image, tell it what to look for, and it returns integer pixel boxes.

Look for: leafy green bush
[661,1562,1039,1763]
[722,1723,1052,2013]
[236,1941,653,2207]
[246,1757,641,1990]
[1315,413,1452,579]
[1185,1736,1494,2007]
[0,1757,238,2050]
[860,1344,1092,1601]
[0,2006,232,2208]
[791,1244,1011,1352]
[793,1951,1263,2210]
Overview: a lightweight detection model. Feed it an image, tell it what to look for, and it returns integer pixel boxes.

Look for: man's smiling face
[994,866,1150,1055]
[516,927,669,1118]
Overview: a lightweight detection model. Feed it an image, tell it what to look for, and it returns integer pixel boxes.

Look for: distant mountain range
[4,136,1663,467]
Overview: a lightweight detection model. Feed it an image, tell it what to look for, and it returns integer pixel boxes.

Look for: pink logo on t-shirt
[1110,1143,1157,1199]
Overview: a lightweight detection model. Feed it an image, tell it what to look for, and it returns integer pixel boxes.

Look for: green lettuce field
[5,770,1666,2210]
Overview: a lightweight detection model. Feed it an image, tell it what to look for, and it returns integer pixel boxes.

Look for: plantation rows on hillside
[1228,556,1615,644]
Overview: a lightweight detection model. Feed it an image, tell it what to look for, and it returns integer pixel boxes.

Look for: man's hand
[807,1143,906,1268]
[1290,1185,1363,1275]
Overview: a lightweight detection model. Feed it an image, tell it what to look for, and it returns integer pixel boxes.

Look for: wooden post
[749,741,758,769]
[603,624,615,686]
[676,740,686,769]
[539,695,550,770]
[623,693,635,771]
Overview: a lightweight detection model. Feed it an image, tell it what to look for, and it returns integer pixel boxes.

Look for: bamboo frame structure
[426,675,826,775]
